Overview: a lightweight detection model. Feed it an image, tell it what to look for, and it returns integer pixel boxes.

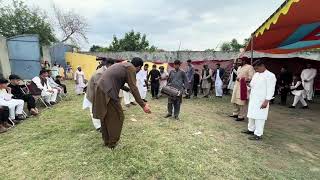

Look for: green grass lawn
[1,82,319,179]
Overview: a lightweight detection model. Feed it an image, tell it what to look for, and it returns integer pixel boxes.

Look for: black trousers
[151,82,160,98]
[280,87,289,105]
[60,84,67,94]
[15,94,36,111]
[168,96,182,117]
[193,84,199,97]
[0,106,9,123]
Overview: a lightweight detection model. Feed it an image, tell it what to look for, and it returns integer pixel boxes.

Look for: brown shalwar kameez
[92,63,145,148]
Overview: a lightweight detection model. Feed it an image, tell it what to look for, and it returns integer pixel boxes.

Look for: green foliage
[220,38,247,52]
[220,42,232,52]
[0,0,56,45]
[94,30,157,52]
[89,45,103,52]
[230,39,244,52]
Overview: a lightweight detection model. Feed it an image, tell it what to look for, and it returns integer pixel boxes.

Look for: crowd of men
[84,56,318,147]
[0,66,68,134]
[1,56,317,147]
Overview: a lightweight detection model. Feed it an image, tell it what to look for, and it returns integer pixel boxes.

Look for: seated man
[8,74,39,116]
[55,75,67,94]
[0,78,26,122]
[32,70,58,106]
[47,70,63,94]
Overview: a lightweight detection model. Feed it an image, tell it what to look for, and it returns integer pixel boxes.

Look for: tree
[53,4,89,46]
[0,0,56,45]
[107,30,157,52]
[230,39,244,52]
[89,45,103,52]
[220,42,232,52]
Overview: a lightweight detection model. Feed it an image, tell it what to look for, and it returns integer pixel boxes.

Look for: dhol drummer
[164,60,188,120]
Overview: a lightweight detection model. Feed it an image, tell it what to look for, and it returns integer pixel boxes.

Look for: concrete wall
[83,51,320,62]
[42,45,52,64]
[84,51,240,62]
[0,35,11,78]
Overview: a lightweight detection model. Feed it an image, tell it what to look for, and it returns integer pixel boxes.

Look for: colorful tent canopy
[246,0,320,54]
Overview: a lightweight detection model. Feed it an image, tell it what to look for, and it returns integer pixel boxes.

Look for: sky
[6,0,285,51]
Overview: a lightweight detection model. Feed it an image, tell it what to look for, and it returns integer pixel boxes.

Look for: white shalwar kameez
[290,81,307,107]
[301,68,317,101]
[247,70,276,137]
[123,83,135,105]
[75,70,86,95]
[215,69,223,97]
[83,94,101,130]
[32,76,58,103]
[136,70,147,99]
[0,89,24,120]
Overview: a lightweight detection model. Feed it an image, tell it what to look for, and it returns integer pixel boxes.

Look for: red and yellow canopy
[246,0,320,54]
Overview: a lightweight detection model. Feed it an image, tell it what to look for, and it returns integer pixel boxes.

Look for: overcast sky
[21,0,284,51]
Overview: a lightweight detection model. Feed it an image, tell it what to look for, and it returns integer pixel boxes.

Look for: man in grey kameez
[164,60,188,120]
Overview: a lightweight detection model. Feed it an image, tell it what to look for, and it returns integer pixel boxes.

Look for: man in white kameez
[301,64,317,102]
[159,66,169,95]
[123,83,137,108]
[32,70,58,105]
[75,66,86,95]
[0,78,25,121]
[242,60,276,141]
[51,63,59,79]
[213,63,225,97]
[136,65,148,102]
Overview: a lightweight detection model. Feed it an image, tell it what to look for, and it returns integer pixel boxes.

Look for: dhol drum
[161,85,182,97]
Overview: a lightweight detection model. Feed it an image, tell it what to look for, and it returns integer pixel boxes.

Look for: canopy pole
[251,34,254,65]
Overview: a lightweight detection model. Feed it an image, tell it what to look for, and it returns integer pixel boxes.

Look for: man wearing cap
[0,78,26,121]
[92,57,151,149]
[164,60,188,120]
[8,75,39,116]
[32,69,58,106]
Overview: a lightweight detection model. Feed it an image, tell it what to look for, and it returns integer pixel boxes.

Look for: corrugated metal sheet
[50,43,73,68]
[7,35,41,80]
